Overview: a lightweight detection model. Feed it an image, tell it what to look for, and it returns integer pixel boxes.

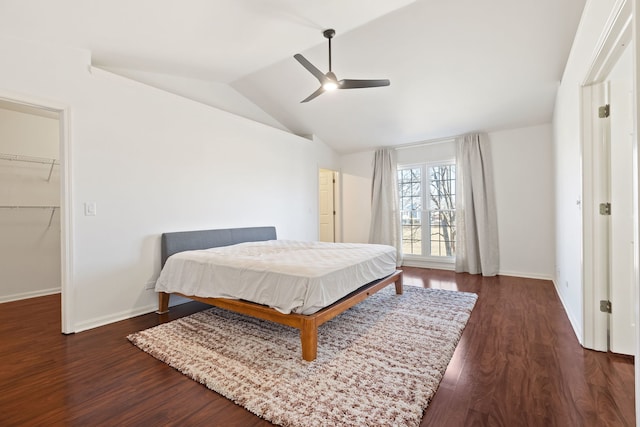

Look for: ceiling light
[323,81,338,91]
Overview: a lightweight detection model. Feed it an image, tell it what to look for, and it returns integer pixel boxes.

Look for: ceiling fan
[294,29,390,103]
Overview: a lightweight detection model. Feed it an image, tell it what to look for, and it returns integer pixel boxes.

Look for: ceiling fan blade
[295,29,391,101]
[294,54,326,83]
[338,79,391,89]
[301,87,325,103]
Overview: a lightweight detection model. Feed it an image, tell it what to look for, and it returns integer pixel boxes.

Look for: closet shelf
[0,205,59,228]
[0,152,60,182]
[0,205,59,209]
[0,152,59,165]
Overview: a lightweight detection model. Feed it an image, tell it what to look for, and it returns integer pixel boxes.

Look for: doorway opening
[0,95,72,334]
[319,168,339,242]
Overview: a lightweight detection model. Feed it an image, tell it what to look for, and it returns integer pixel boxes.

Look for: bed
[155,226,403,361]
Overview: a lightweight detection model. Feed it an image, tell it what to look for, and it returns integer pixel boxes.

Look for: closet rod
[0,152,59,166]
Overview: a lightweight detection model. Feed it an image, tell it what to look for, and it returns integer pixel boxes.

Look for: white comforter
[155,240,397,314]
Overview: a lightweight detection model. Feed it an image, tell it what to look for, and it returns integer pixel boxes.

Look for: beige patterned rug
[128,286,477,426]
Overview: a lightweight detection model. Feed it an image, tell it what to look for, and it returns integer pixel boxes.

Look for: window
[398,162,456,257]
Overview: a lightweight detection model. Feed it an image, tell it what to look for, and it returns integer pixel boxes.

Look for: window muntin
[398,163,456,257]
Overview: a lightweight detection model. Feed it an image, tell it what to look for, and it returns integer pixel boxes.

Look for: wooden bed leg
[395,270,404,295]
[156,292,170,314]
[300,319,318,362]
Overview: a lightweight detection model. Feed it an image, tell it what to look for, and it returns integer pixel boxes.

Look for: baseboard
[72,294,196,333]
[552,278,584,345]
[0,288,61,304]
[497,270,554,281]
[73,303,158,333]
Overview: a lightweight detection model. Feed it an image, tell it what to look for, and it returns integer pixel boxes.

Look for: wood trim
[157,269,403,361]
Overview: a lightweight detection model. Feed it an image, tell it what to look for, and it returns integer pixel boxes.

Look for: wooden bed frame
[156,226,403,361]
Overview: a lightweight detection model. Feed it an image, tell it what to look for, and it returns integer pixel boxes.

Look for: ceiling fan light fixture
[323,81,338,91]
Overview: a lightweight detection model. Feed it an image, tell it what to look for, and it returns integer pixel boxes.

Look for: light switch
[84,202,97,216]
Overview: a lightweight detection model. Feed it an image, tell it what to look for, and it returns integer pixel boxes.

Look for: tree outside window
[398,163,456,257]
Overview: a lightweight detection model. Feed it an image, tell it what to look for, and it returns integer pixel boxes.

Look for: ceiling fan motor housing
[323,29,335,39]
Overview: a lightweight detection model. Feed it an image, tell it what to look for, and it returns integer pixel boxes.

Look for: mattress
[155,240,397,314]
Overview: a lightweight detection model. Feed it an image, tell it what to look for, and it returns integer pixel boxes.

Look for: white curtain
[455,133,499,276]
[369,149,403,266]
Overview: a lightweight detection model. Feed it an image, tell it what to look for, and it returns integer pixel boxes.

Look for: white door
[607,43,635,355]
[319,169,335,242]
[584,44,635,356]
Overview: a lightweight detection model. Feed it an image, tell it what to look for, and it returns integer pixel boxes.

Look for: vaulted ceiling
[0,0,585,153]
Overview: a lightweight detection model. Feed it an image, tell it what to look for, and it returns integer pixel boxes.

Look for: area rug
[128,286,477,426]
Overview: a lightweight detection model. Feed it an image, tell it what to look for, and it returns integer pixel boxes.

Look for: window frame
[398,159,456,262]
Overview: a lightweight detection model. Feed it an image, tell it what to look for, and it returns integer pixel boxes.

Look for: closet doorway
[0,97,71,333]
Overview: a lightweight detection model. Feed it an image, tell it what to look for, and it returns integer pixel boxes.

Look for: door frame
[0,91,74,334]
[581,0,633,351]
[580,2,640,418]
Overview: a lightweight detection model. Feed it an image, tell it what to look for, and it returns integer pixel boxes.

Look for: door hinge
[600,300,612,313]
[599,202,611,215]
[599,104,610,118]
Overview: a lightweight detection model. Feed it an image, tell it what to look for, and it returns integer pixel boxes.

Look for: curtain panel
[369,149,403,266]
[455,133,499,276]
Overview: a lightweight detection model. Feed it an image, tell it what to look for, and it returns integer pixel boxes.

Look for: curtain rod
[393,136,456,151]
[393,131,483,151]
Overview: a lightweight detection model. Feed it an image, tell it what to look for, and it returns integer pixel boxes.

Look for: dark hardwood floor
[0,267,634,426]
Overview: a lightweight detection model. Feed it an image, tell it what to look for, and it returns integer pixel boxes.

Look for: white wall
[340,124,556,279]
[99,67,289,132]
[553,0,622,342]
[340,151,374,243]
[0,108,59,158]
[0,108,60,301]
[396,140,456,166]
[0,37,338,331]
[491,124,555,279]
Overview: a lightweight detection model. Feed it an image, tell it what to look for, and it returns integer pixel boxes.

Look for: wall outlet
[144,281,156,290]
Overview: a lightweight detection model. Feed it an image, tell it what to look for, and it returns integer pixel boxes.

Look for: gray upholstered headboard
[161,226,277,267]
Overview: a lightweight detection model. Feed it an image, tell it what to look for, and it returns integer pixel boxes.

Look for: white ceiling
[0,0,585,153]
